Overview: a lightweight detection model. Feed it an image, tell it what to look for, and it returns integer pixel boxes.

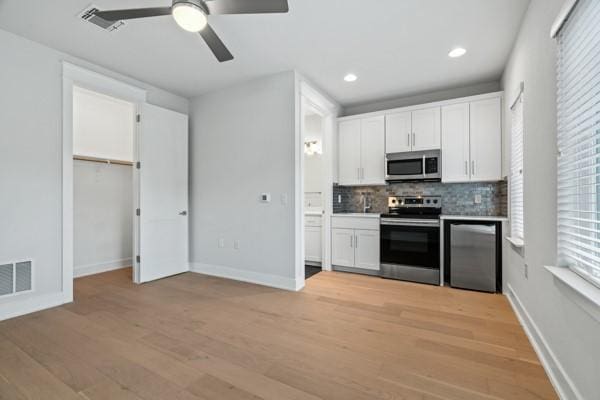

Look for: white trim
[551,0,579,38]
[510,81,524,110]
[62,62,147,301]
[73,258,133,278]
[506,284,583,400]
[0,292,69,322]
[190,262,304,291]
[338,91,504,121]
[505,236,525,248]
[545,266,600,323]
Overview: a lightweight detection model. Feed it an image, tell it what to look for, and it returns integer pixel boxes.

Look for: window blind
[556,0,600,288]
[510,91,524,241]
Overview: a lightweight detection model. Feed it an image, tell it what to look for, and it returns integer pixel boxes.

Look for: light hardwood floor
[0,268,557,400]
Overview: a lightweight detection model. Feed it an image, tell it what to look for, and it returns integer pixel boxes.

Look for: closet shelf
[73,155,134,166]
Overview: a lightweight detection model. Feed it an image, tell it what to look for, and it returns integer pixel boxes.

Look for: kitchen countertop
[441,215,508,221]
[332,213,381,218]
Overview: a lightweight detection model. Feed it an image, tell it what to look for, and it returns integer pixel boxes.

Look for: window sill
[545,266,600,323]
[505,236,525,248]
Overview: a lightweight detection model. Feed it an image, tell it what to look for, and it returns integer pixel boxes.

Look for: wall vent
[78,4,126,32]
[0,261,33,297]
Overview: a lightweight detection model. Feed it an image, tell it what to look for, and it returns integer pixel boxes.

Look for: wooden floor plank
[0,268,557,400]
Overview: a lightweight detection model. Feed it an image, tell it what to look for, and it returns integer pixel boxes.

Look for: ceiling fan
[93,0,289,62]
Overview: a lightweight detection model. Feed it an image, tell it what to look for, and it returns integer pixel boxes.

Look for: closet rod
[73,155,134,166]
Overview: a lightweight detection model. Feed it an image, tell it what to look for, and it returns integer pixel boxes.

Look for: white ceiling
[0,0,530,106]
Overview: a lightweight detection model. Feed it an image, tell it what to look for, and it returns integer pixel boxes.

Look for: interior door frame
[62,62,147,301]
[295,75,340,286]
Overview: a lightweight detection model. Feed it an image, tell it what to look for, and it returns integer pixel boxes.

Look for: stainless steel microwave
[385,150,441,182]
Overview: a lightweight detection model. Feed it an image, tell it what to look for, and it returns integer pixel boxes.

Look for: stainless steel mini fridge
[450,223,497,292]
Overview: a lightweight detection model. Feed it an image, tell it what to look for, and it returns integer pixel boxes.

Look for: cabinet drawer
[331,215,380,230]
[305,215,322,227]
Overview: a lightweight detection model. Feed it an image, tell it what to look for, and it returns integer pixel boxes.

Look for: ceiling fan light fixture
[172,1,207,32]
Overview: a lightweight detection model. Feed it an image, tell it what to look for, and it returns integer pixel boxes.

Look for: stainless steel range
[380,196,441,285]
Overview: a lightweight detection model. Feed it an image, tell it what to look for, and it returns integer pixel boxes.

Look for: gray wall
[343,81,501,116]
[0,28,188,314]
[501,1,600,399]
[189,72,298,286]
[73,161,133,275]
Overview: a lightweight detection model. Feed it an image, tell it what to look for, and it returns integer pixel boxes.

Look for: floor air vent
[78,4,126,32]
[0,261,33,297]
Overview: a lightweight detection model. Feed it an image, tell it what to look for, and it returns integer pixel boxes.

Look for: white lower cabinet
[331,216,380,271]
[305,215,322,263]
[331,228,355,267]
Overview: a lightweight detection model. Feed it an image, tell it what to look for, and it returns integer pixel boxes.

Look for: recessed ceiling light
[344,74,358,82]
[448,47,467,58]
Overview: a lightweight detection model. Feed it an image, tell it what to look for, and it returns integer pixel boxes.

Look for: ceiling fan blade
[94,7,172,22]
[199,24,234,62]
[205,0,289,15]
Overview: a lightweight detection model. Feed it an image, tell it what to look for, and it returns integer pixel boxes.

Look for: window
[510,85,524,243]
[556,0,600,288]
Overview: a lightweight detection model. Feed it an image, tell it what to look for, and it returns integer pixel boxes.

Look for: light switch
[260,193,271,203]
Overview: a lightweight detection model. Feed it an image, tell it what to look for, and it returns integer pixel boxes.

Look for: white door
[338,120,361,185]
[331,228,355,267]
[386,112,412,153]
[354,230,380,271]
[412,107,441,151]
[441,103,470,182]
[138,104,189,283]
[470,97,502,181]
[305,226,322,263]
[360,116,385,185]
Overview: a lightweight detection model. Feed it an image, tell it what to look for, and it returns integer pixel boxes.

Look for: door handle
[412,132,416,147]
[471,160,476,176]
[350,235,353,248]
[464,160,468,175]
[407,133,410,147]
[179,211,188,216]
[355,234,358,248]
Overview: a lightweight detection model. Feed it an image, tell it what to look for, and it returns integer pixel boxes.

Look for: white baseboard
[190,262,304,291]
[506,284,582,400]
[0,291,70,321]
[74,258,132,278]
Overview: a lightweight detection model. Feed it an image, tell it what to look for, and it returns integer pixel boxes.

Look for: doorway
[72,86,136,281]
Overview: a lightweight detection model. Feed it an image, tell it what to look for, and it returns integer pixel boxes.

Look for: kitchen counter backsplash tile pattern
[333,181,508,216]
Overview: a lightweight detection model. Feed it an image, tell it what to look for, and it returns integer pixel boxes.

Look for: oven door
[380,219,440,269]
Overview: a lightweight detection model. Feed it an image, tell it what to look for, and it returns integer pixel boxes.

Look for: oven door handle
[381,219,440,227]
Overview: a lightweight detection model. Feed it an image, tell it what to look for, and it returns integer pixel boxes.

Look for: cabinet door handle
[407,133,410,147]
[355,234,358,248]
[350,235,353,248]
[464,161,468,175]
[412,132,416,146]
[361,168,364,180]
[357,168,360,181]
[471,160,476,176]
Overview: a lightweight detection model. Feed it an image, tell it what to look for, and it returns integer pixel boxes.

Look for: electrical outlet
[474,194,482,204]
[234,240,240,250]
[218,238,225,248]
[338,194,342,203]
[524,263,528,279]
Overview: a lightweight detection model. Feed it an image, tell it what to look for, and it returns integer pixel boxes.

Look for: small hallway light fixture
[448,47,467,58]
[344,73,358,82]
[304,140,322,155]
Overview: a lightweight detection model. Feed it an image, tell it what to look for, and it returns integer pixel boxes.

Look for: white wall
[74,161,133,276]
[343,81,500,116]
[189,71,300,290]
[73,87,135,162]
[0,28,188,320]
[501,1,600,399]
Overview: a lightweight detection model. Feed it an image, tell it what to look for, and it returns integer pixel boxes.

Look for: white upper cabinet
[338,119,361,185]
[441,103,470,182]
[411,107,441,151]
[470,97,502,182]
[338,116,385,185]
[360,116,385,185]
[441,96,502,183]
[385,111,412,153]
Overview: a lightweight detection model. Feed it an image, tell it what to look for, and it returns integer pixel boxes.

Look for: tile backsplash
[333,181,507,216]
